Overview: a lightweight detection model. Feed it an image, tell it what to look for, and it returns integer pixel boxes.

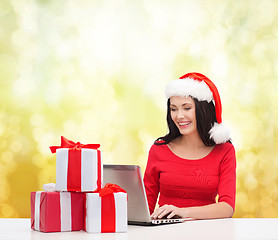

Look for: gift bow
[87,184,127,233]
[94,184,127,198]
[42,183,56,192]
[49,136,100,153]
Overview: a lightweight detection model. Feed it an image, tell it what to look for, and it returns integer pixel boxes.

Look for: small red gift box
[50,136,102,192]
[85,184,128,233]
[30,191,85,232]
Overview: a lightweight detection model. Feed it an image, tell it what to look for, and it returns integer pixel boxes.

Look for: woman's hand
[151,204,188,219]
[151,202,234,220]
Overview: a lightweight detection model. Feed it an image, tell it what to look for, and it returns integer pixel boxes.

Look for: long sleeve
[143,145,160,214]
[218,144,236,209]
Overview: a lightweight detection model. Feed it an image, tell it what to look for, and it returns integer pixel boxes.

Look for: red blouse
[143,142,236,214]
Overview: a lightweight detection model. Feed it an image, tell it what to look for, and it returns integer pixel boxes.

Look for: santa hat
[165,72,230,144]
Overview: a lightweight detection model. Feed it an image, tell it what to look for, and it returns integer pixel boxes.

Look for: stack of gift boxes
[30,136,127,233]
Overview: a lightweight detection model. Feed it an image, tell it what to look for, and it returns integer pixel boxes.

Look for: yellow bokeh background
[1,0,278,218]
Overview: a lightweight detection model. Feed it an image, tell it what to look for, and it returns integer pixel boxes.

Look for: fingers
[167,211,177,219]
[157,208,170,219]
[151,206,167,219]
[151,208,163,219]
[151,205,176,219]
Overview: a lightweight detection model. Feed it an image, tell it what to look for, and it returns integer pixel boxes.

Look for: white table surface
[0,218,278,240]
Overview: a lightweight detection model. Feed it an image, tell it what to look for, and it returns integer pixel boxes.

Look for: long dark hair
[155,97,217,146]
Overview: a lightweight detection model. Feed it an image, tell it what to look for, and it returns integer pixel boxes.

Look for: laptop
[103,164,187,225]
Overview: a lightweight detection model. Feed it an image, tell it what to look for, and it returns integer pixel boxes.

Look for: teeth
[179,122,190,126]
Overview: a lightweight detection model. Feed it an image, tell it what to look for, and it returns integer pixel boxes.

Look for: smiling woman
[143,72,236,220]
[0,0,278,219]
[169,97,197,137]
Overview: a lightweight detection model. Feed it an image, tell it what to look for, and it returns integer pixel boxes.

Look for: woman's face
[170,96,197,136]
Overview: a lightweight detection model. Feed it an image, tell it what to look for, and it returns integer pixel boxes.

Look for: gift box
[85,184,128,233]
[50,136,102,192]
[30,191,85,233]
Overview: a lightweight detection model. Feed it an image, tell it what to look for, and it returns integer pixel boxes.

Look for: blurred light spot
[1,151,14,163]
[32,154,47,167]
[44,80,62,105]
[12,30,33,50]
[139,129,155,153]
[0,123,4,136]
[239,81,256,104]
[260,195,273,207]
[67,80,85,97]
[32,128,44,142]
[13,77,35,97]
[0,54,18,82]
[37,133,56,154]
[210,52,229,77]
[10,140,23,153]
[30,114,44,127]
[0,1,12,16]
[63,120,77,133]
[258,1,274,27]
[244,173,258,190]
[0,140,7,150]
[0,179,8,202]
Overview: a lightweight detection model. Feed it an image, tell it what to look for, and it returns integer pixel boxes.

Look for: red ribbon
[94,184,127,233]
[94,183,127,197]
[49,136,100,153]
[50,136,101,192]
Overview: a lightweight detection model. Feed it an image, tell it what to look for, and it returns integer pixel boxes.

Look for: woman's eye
[170,108,177,112]
[184,108,191,110]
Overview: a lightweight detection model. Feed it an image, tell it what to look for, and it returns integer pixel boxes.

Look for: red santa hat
[165,72,230,144]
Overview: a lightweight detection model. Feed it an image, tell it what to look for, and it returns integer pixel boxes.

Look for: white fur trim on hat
[209,122,230,144]
[165,78,213,101]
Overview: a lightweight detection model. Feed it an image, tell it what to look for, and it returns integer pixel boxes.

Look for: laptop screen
[103,164,152,223]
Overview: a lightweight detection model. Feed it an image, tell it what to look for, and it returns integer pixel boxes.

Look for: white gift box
[56,148,102,192]
[85,192,127,233]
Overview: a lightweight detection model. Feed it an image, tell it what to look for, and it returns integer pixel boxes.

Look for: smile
[178,121,191,128]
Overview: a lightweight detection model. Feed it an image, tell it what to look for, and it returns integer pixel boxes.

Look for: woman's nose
[177,110,185,119]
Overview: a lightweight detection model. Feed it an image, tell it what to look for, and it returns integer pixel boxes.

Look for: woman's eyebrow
[182,103,193,106]
[170,103,193,107]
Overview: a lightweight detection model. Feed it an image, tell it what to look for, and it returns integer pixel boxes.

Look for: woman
[143,72,236,220]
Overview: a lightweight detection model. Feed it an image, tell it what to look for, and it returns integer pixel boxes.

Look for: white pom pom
[43,183,56,192]
[209,122,230,144]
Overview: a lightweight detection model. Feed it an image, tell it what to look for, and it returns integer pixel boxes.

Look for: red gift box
[85,184,128,233]
[50,136,102,192]
[30,191,85,232]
